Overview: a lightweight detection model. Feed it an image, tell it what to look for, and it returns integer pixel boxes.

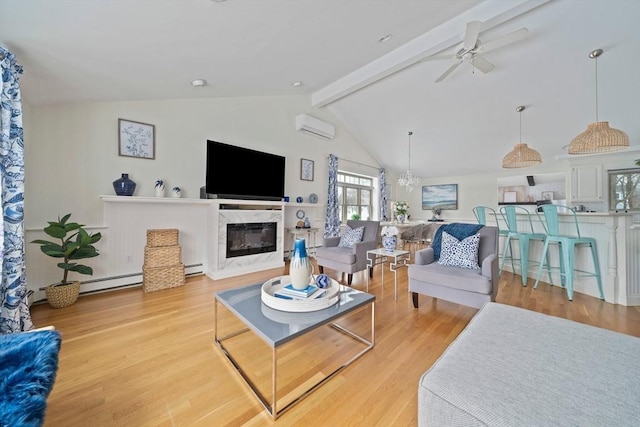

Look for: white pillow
[338,225,364,248]
[437,231,480,269]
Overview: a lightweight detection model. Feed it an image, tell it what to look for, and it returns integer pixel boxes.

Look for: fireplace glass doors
[226,222,277,258]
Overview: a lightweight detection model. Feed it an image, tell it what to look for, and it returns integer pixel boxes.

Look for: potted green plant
[31,213,102,308]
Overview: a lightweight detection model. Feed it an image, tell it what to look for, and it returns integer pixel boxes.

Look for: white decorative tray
[261,275,340,312]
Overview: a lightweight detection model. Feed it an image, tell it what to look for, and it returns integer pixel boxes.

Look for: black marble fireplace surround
[226,222,277,258]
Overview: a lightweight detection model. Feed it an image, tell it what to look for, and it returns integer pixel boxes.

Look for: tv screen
[205,140,286,201]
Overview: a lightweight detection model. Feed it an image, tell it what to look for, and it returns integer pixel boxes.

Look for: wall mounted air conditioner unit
[295,114,335,140]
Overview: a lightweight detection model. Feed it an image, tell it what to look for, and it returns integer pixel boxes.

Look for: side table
[286,227,319,258]
[366,248,411,301]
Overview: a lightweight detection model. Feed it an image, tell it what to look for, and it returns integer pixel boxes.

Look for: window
[337,172,373,222]
[608,168,640,212]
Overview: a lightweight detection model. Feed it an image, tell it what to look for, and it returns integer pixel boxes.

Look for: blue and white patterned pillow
[437,231,480,269]
[338,225,364,248]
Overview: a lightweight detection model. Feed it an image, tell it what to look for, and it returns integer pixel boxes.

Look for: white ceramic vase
[290,238,313,290]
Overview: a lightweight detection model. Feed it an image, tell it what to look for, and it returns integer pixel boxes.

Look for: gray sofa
[418,302,640,426]
[409,225,498,309]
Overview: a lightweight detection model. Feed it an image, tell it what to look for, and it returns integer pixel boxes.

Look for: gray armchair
[316,220,380,286]
[408,225,499,309]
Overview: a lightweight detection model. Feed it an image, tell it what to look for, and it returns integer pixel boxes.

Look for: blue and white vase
[382,235,397,252]
[290,238,313,290]
[172,186,181,198]
[113,173,136,196]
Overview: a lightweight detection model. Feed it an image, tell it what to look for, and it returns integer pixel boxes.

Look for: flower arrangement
[381,225,399,237]
[394,201,409,216]
[432,207,442,216]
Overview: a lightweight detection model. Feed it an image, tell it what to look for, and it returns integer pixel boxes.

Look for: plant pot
[382,235,397,252]
[45,281,81,308]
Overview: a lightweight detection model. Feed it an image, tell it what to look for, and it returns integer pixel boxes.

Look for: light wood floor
[30,260,640,427]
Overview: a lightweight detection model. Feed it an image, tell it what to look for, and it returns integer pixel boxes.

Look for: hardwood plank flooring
[30,260,640,426]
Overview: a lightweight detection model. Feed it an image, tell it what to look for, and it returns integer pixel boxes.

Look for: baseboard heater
[32,264,203,304]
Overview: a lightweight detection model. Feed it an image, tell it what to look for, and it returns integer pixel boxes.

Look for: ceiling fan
[426,21,529,83]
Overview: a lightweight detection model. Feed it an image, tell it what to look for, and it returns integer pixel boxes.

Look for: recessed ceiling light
[378,34,392,43]
[291,81,303,87]
[191,79,207,87]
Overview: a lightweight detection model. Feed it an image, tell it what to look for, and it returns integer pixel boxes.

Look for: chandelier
[502,105,542,168]
[568,49,629,154]
[398,131,420,192]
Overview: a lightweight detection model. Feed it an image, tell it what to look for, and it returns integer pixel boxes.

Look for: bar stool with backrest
[401,223,425,258]
[533,204,604,301]
[499,205,551,287]
[473,206,513,273]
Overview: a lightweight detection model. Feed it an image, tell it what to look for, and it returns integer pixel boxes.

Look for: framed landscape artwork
[118,118,155,159]
[422,184,458,210]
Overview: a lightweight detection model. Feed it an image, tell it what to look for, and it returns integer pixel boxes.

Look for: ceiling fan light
[568,121,629,154]
[502,143,542,168]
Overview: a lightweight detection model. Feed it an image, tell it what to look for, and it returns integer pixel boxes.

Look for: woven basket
[147,229,179,247]
[143,264,185,292]
[144,245,181,268]
[45,281,81,308]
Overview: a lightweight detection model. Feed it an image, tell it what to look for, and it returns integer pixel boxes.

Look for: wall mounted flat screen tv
[206,140,286,201]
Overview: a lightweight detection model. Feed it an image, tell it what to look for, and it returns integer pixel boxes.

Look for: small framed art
[300,158,314,181]
[118,119,155,159]
[541,191,554,201]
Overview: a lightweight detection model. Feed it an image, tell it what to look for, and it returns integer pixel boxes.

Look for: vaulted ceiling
[1,0,638,178]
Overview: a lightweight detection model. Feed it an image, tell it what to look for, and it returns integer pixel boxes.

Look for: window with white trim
[337,172,373,222]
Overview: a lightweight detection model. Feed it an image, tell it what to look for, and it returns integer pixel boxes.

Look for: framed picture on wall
[118,118,155,159]
[421,184,458,210]
[300,158,314,181]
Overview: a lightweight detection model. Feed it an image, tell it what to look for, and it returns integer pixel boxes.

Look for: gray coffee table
[214,281,375,420]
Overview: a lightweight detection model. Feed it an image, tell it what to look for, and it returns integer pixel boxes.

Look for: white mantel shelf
[100,195,211,205]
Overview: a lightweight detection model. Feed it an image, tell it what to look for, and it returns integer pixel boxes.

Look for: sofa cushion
[408,262,492,295]
[437,231,480,270]
[338,225,364,248]
[418,302,640,426]
[315,246,356,264]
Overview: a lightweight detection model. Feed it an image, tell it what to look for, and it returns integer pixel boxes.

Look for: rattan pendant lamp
[568,48,629,154]
[502,106,542,168]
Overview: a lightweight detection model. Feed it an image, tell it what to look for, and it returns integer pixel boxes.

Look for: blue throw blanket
[432,222,484,259]
[0,330,61,427]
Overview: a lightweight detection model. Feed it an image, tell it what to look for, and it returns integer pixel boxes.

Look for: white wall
[23,94,379,295]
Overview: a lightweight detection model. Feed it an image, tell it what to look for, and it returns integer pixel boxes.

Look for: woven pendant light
[502,106,542,168]
[568,49,629,154]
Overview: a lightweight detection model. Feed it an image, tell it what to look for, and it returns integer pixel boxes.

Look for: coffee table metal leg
[215,300,375,420]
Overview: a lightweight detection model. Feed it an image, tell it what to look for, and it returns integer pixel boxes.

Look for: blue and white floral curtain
[0,47,32,333]
[324,154,340,238]
[379,168,389,221]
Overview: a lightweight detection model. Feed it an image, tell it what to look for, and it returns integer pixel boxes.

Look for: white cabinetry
[571,164,603,202]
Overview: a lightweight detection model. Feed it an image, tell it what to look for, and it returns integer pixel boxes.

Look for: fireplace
[226,222,277,258]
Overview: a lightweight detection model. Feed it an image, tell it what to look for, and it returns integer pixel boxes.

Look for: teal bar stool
[499,205,551,286]
[534,204,604,301]
[473,206,514,272]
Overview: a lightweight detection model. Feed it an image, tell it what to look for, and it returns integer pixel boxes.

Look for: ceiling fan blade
[421,54,455,62]
[435,60,463,83]
[479,28,529,54]
[463,21,482,50]
[471,54,495,73]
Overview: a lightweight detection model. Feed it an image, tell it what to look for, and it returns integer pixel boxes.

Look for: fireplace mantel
[101,196,285,282]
